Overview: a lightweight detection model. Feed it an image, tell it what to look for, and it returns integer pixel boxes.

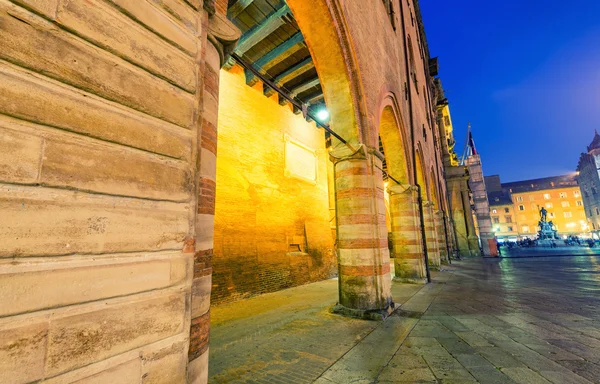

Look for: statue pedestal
[537,220,560,246]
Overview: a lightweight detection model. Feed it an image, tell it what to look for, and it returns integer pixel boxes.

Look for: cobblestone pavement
[209,256,600,383]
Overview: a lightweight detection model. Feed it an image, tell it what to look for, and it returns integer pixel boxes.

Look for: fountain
[537,207,560,246]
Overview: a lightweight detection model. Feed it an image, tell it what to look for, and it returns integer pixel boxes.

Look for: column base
[330,302,396,321]
[392,276,427,284]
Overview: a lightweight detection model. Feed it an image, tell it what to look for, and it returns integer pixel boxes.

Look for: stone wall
[211,67,336,304]
[0,0,208,382]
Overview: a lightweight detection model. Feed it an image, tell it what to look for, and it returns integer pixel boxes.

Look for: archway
[378,101,427,282]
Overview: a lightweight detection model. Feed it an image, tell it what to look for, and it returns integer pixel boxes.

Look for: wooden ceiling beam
[264,57,314,97]
[228,0,255,20]
[289,77,320,97]
[245,32,305,86]
[234,5,291,56]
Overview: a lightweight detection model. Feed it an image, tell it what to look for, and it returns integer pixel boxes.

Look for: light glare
[316,109,329,122]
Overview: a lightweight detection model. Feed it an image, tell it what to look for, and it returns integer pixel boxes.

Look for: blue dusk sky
[419,1,600,182]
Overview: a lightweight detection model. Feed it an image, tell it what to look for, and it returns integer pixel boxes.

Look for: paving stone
[466,366,516,384]
[209,257,600,383]
[453,353,496,368]
[500,367,551,384]
[539,369,595,384]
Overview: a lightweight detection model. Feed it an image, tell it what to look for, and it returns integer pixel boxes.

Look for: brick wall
[211,67,336,304]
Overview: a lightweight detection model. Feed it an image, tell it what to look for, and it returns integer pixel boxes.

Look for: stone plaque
[284,135,317,184]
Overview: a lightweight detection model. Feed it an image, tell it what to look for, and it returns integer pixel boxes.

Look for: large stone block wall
[0,0,208,382]
[211,67,336,304]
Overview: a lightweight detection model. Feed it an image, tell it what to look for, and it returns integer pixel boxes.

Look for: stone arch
[287,0,367,145]
[376,94,411,185]
[429,166,439,209]
[415,145,428,200]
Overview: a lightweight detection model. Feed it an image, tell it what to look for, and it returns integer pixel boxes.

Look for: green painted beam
[289,77,320,97]
[245,32,305,85]
[235,5,291,55]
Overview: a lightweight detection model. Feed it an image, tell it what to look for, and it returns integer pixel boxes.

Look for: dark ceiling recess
[226,0,326,116]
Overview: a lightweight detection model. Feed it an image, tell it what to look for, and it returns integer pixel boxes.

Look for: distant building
[577,131,600,238]
[485,174,587,240]
[487,190,519,239]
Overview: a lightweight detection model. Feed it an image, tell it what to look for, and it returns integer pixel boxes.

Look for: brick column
[423,201,441,270]
[388,184,426,283]
[435,210,449,264]
[331,145,394,318]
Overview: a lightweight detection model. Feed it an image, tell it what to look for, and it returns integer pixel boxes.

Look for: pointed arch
[376,93,411,185]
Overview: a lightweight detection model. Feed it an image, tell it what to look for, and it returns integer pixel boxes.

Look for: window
[519,205,525,211]
[516,196,523,202]
[505,216,512,223]
[492,217,500,224]
[564,212,572,218]
[543,193,551,200]
[492,209,497,214]
[508,226,513,232]
[577,201,583,207]
[574,191,581,198]
[504,208,509,213]
[562,201,570,208]
[596,208,599,215]
[382,0,396,30]
[559,192,567,198]
[523,226,530,233]
[529,195,535,201]
[546,203,553,208]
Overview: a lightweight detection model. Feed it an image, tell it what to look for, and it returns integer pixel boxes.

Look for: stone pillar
[188,5,240,383]
[446,166,479,258]
[331,145,394,317]
[435,210,449,264]
[423,201,441,269]
[389,185,426,283]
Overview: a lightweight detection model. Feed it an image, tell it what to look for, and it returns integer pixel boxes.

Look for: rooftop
[588,130,600,153]
[502,173,578,194]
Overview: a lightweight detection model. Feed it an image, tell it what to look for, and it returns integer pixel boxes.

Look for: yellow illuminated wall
[512,186,587,237]
[212,66,336,304]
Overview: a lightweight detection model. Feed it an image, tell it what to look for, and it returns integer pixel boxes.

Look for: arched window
[407,36,418,90]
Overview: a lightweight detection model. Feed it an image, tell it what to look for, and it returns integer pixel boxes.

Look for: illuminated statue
[539,207,548,222]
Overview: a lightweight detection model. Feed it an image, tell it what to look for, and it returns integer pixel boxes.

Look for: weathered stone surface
[0,185,188,257]
[188,348,209,384]
[0,252,188,317]
[141,340,187,383]
[0,3,195,128]
[107,0,197,55]
[191,275,211,318]
[10,0,58,18]
[72,359,141,384]
[0,127,42,184]
[45,293,186,376]
[56,0,197,92]
[0,319,48,384]
[41,134,191,201]
[0,66,193,160]
[148,0,199,32]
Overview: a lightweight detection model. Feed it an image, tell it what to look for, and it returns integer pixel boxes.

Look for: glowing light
[316,109,329,122]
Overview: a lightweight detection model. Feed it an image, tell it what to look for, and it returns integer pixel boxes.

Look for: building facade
[577,131,600,238]
[0,0,470,382]
[488,192,519,240]
[486,174,587,240]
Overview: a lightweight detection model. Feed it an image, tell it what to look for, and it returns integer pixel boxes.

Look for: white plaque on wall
[284,134,318,184]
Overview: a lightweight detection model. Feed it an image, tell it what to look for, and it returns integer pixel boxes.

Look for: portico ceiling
[226,0,326,115]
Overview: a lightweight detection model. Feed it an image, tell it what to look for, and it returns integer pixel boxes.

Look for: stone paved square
[210,256,600,383]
